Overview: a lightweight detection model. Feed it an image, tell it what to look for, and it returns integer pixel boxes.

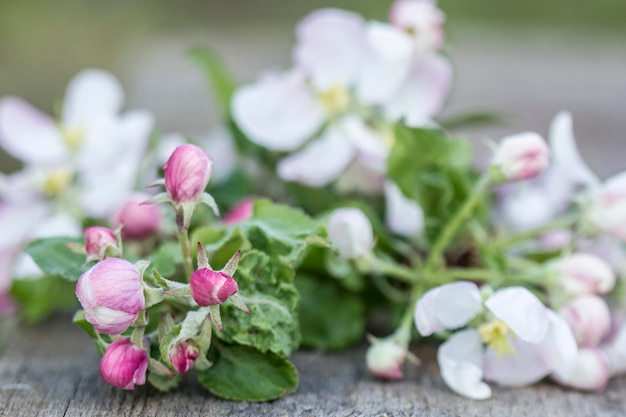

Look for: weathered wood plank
[1,317,624,417]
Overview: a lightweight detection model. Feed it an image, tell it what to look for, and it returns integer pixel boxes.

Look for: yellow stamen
[60,126,84,151]
[44,170,72,197]
[478,319,516,358]
[318,84,351,115]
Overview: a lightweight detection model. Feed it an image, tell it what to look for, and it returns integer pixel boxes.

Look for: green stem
[370,256,418,283]
[178,226,194,280]
[443,267,499,281]
[495,213,578,250]
[425,173,491,270]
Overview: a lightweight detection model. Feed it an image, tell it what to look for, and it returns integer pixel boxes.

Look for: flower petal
[384,181,424,237]
[483,337,551,386]
[62,69,124,128]
[231,70,325,151]
[415,281,482,336]
[78,111,154,217]
[356,22,414,104]
[486,287,548,343]
[293,9,367,90]
[342,117,389,173]
[0,97,67,165]
[277,126,355,187]
[0,203,48,252]
[543,310,579,380]
[550,111,599,188]
[384,53,452,126]
[437,329,491,400]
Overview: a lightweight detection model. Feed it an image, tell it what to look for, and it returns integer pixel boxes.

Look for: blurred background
[1,0,625,175]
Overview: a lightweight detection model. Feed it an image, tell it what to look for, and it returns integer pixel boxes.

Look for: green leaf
[388,125,485,242]
[189,46,236,117]
[217,250,300,358]
[197,344,298,402]
[10,275,77,322]
[296,274,365,350]
[148,372,181,393]
[238,199,330,264]
[26,237,90,282]
[148,242,183,279]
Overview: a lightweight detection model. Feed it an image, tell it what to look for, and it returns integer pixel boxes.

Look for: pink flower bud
[190,268,238,307]
[538,230,573,251]
[553,348,610,391]
[492,132,550,181]
[84,226,117,257]
[366,338,407,380]
[76,258,145,335]
[560,295,611,347]
[327,208,374,260]
[554,253,616,296]
[111,194,162,241]
[100,338,148,390]
[163,144,213,204]
[168,341,199,374]
[389,0,445,51]
[223,198,254,225]
[589,172,626,242]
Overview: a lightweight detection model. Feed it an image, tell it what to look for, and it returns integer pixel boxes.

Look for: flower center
[60,126,84,151]
[319,84,351,116]
[44,169,73,197]
[478,319,516,358]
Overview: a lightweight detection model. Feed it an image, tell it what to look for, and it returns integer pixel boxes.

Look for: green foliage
[26,237,89,282]
[72,310,109,355]
[148,372,181,393]
[439,111,510,131]
[218,250,300,358]
[11,276,77,322]
[388,125,489,242]
[197,343,298,402]
[148,242,183,279]
[296,274,366,350]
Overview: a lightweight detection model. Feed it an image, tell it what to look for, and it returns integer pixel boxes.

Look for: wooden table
[1,316,624,417]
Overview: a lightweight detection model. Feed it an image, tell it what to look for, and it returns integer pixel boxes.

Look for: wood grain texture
[0,317,624,417]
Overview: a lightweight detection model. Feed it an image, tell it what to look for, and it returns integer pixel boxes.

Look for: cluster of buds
[72,144,252,390]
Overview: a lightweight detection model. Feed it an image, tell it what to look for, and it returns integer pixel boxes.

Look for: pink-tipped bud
[327,208,374,260]
[100,338,148,390]
[538,230,573,251]
[76,258,145,335]
[589,171,626,242]
[492,132,550,181]
[111,194,162,241]
[223,198,254,225]
[366,338,408,380]
[190,268,238,307]
[553,253,616,296]
[163,144,213,204]
[560,295,611,347]
[168,341,200,374]
[553,348,610,391]
[389,0,445,52]
[84,226,118,257]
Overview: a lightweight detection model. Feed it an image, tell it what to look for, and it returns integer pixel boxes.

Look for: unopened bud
[492,132,550,181]
[168,341,200,374]
[553,348,610,391]
[100,338,148,390]
[560,295,611,347]
[366,338,408,380]
[76,258,145,335]
[553,253,616,296]
[190,268,238,307]
[589,171,626,242]
[327,208,374,260]
[84,226,118,258]
[223,198,254,225]
[111,194,162,241]
[164,144,213,204]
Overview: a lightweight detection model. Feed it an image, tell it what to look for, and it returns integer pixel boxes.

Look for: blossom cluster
[1,0,625,404]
